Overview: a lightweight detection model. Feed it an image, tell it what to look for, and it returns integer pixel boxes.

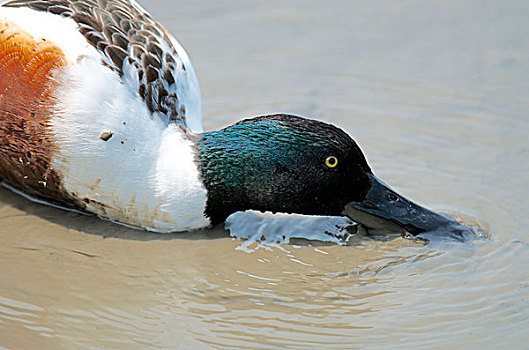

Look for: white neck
[50,51,210,232]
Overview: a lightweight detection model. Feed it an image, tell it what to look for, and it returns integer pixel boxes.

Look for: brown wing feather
[3,0,193,125]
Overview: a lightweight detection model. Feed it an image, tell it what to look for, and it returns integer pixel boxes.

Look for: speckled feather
[2,0,198,127]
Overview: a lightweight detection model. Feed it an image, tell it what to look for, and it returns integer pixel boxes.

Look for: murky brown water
[2,0,529,348]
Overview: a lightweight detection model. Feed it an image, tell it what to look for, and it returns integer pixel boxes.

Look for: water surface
[1,0,529,348]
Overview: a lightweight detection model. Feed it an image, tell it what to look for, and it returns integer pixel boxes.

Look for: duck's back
[0,0,210,231]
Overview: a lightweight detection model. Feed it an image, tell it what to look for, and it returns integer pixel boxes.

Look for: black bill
[343,173,474,240]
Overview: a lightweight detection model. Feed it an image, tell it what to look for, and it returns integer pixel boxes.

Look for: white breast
[1,7,210,231]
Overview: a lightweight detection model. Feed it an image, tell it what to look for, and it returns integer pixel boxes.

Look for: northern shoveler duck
[0,0,473,238]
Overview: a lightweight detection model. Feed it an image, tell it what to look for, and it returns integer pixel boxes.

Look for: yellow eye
[325,156,338,168]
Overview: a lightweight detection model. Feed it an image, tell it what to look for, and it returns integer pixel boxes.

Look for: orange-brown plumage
[0,19,71,204]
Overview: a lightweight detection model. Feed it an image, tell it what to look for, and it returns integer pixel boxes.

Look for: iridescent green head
[195,113,474,239]
[195,114,372,224]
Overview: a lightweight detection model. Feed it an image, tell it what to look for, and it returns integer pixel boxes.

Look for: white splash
[225,210,357,250]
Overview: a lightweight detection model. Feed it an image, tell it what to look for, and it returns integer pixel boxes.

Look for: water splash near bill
[225,210,360,250]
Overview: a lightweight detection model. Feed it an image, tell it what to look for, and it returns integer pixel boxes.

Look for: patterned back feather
[2,0,201,129]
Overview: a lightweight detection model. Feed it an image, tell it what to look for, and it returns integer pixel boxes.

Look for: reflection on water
[1,0,529,348]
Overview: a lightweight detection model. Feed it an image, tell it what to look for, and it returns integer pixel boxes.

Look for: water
[1,0,529,348]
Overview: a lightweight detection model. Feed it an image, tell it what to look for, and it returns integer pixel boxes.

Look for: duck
[0,0,473,238]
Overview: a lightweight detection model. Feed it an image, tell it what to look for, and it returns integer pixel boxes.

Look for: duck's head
[195,114,471,238]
